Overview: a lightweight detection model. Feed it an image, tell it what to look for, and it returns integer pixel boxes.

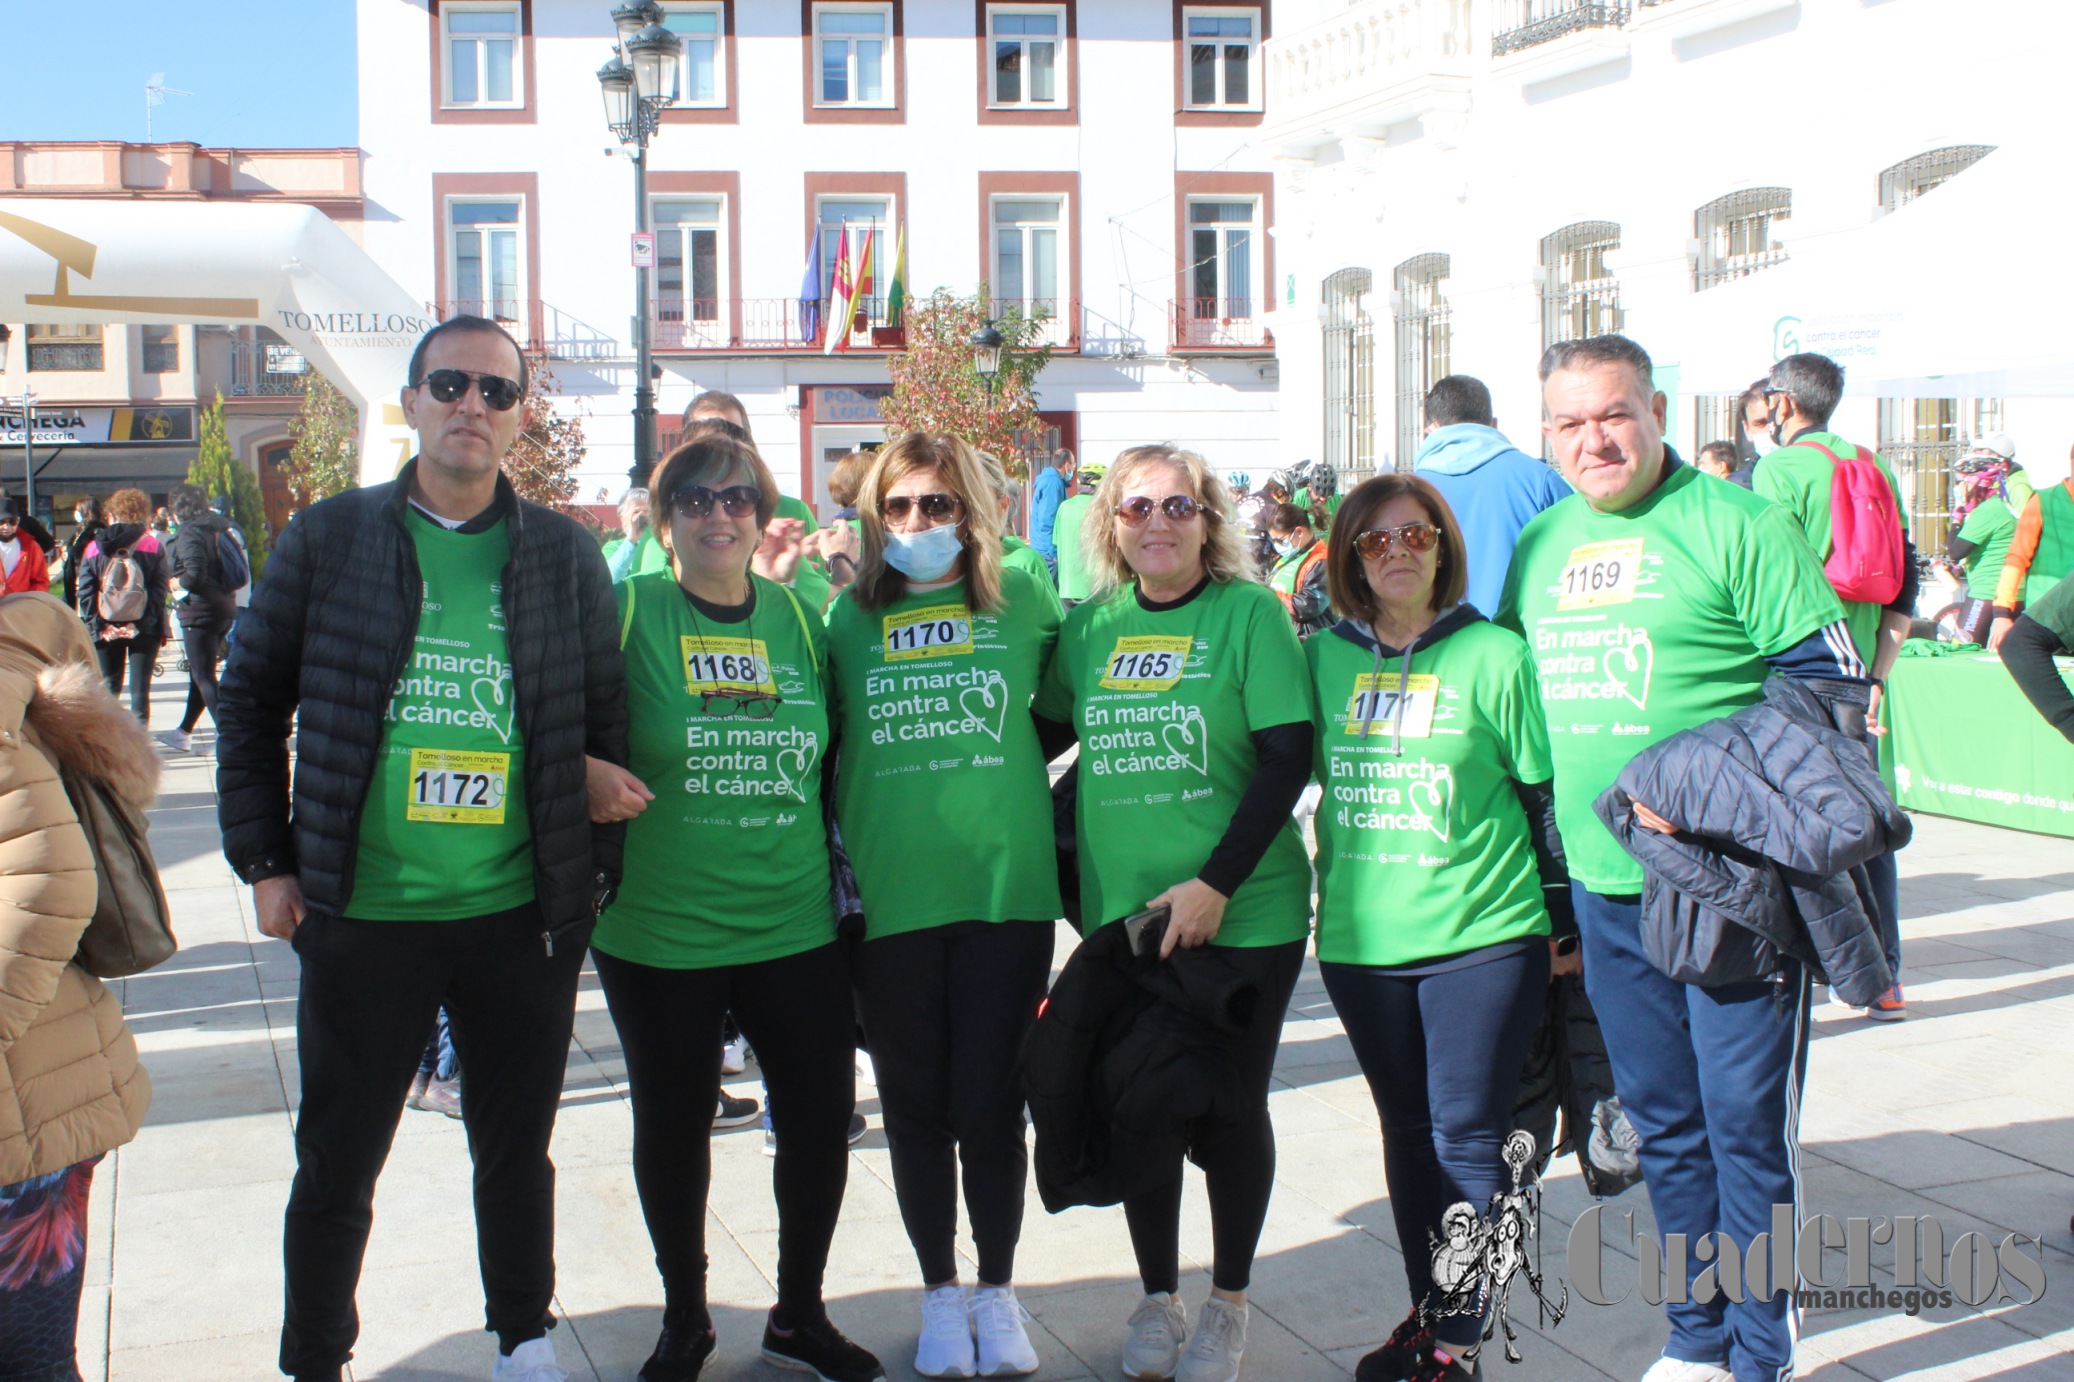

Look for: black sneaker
[760,1305,885,1382]
[714,1091,761,1128]
[1354,1309,1433,1381]
[846,1112,867,1145]
[638,1309,716,1381]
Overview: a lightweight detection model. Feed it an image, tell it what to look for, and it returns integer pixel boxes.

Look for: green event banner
[1883,647,2074,838]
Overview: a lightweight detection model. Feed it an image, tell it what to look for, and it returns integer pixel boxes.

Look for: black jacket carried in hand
[76,522,172,644]
[1024,919,1268,1213]
[1592,678,1903,1005]
[214,461,627,936]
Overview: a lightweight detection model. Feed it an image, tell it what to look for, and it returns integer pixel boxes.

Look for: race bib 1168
[883,605,974,661]
[1557,538,1644,610]
[681,636,775,695]
[1345,673,1439,739]
[407,748,510,824]
[1100,635,1194,692]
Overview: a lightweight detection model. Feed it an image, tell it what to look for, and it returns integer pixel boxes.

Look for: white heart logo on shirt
[959,673,1010,743]
[1407,769,1453,843]
[1160,706,1211,777]
[774,739,818,803]
[1602,633,1654,711]
[471,676,515,744]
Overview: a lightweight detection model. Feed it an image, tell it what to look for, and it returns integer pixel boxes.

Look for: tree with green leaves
[186,391,272,576]
[881,287,1053,478]
[282,371,360,511]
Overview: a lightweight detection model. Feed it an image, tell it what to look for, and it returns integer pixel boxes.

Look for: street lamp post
[969,322,1005,393]
[600,1,682,486]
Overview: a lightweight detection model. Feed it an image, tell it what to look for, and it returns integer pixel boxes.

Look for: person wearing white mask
[825,432,1062,1380]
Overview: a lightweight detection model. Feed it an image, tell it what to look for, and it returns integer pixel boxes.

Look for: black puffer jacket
[1592,677,1903,1005]
[170,509,238,625]
[215,462,626,936]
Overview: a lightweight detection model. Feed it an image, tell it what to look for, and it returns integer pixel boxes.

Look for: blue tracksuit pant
[1573,886,1812,1382]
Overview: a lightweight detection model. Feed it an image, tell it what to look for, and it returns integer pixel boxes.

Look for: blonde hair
[852,432,1006,614]
[1083,444,1255,600]
[106,488,152,525]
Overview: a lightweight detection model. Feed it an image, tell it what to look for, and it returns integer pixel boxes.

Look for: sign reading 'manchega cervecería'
[0,405,197,446]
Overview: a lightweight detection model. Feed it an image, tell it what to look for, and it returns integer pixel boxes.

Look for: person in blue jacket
[1412,376,1571,617]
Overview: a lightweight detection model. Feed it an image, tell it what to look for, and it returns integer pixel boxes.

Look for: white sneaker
[1639,1358,1733,1382]
[970,1284,1038,1376]
[1121,1292,1188,1380]
[492,1335,569,1382]
[1175,1296,1246,1382]
[915,1284,977,1378]
[161,728,192,753]
[722,1035,749,1074]
[855,1048,876,1084]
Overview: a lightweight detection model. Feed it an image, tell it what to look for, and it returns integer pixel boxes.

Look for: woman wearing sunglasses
[826,431,1063,1379]
[1304,474,1571,1382]
[1032,444,1314,1382]
[587,433,884,1382]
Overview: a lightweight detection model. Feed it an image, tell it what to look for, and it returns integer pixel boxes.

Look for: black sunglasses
[416,368,524,411]
[672,485,762,519]
[1116,494,1202,527]
[881,493,964,523]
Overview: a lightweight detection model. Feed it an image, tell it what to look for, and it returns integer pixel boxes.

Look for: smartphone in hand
[1122,905,1172,959]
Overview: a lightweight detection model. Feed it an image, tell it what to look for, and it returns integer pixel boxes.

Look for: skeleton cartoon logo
[1421,1130,1568,1364]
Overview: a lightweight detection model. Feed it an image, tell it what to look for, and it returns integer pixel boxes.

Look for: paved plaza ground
[76,683,2074,1380]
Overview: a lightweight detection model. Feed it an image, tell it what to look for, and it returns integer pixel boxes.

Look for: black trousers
[279,903,585,1377]
[178,596,235,733]
[592,942,857,1317]
[1124,939,1305,1296]
[852,919,1055,1286]
[96,637,154,723]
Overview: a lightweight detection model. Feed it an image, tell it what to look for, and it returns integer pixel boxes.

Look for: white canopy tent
[1657,141,2074,399]
[0,199,425,486]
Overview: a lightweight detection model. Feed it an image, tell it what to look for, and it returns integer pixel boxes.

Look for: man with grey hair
[1500,334,1878,1382]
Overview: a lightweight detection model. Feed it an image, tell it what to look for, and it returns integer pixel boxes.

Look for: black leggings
[1321,943,1550,1348]
[1124,939,1306,1296]
[852,919,1055,1286]
[593,942,857,1317]
[178,602,234,733]
[96,637,154,723]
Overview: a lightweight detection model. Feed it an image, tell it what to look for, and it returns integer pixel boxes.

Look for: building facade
[355,0,1285,509]
[1260,0,2074,539]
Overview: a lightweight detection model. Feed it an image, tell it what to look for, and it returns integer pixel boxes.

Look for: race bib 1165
[407,748,510,824]
[1345,673,1439,739]
[883,605,974,661]
[1100,635,1194,692]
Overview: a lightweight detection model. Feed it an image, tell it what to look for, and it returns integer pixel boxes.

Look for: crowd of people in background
[6,304,2074,1382]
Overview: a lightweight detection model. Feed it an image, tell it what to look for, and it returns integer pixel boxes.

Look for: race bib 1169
[407,748,510,824]
[1557,538,1644,610]
[1100,635,1194,692]
[1345,673,1439,739]
[681,636,775,695]
[883,605,974,661]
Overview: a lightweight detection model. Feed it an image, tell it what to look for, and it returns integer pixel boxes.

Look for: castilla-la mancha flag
[824,225,874,355]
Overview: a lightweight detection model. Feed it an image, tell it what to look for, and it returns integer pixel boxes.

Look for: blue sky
[0,1,358,148]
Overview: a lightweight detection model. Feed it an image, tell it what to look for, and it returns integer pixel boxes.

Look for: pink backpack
[1804,440,1905,605]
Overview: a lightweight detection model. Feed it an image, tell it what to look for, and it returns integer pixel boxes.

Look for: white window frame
[986,4,1067,109]
[445,196,527,333]
[1186,197,1261,319]
[989,193,1069,345]
[812,3,896,109]
[817,196,895,342]
[441,1,525,110]
[1181,7,1261,112]
[663,3,727,108]
[652,195,730,348]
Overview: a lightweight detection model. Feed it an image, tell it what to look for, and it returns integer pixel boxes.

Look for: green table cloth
[1883,645,2074,837]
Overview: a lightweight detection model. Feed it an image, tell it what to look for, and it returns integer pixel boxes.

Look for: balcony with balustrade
[649,297,1080,355]
[427,299,625,364]
[1260,0,1476,153]
[1171,298,1273,353]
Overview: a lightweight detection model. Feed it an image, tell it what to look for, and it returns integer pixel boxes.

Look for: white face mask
[883,524,964,581]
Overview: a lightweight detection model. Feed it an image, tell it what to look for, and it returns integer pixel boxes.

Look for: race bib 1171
[1345,673,1439,738]
[681,636,776,695]
[883,605,974,661]
[1556,538,1644,610]
[1100,635,1194,692]
[407,748,510,824]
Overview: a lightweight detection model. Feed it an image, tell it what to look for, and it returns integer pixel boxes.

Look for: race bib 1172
[1345,673,1439,738]
[681,636,776,695]
[883,605,974,661]
[407,748,510,824]
[1556,537,1645,610]
[1100,635,1194,692]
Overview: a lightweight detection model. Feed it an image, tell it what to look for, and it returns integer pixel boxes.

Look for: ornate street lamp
[598,1,681,483]
[969,322,1005,392]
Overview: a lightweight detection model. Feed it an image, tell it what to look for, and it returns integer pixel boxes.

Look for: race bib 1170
[681,636,776,695]
[1556,538,1645,610]
[1345,673,1439,738]
[883,605,974,661]
[1100,635,1194,692]
[406,748,510,824]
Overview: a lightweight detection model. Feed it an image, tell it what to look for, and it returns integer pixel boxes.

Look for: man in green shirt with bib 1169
[1500,334,1872,1382]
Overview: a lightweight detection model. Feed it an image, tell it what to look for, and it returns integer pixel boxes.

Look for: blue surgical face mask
[883,523,964,581]
[1272,538,1297,557]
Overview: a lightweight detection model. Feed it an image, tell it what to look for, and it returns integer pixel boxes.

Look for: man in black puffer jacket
[216,316,628,1382]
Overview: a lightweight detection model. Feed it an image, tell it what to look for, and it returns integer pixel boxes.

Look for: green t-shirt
[1269,539,1316,598]
[348,510,534,920]
[1308,620,1554,965]
[2023,564,2074,649]
[1054,494,1096,602]
[593,571,835,969]
[1035,578,1313,947]
[827,567,1063,938]
[603,530,669,583]
[1957,497,2016,601]
[1004,534,1063,608]
[1498,463,1845,894]
[775,494,835,617]
[1751,432,1909,663]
